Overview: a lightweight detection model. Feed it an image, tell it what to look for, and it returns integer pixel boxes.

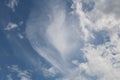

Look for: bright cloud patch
[26,0,120,80]
[4,22,18,31]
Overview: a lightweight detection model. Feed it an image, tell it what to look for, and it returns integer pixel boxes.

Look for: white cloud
[26,0,82,74]
[26,0,120,80]
[42,67,59,77]
[58,0,120,79]
[80,43,120,80]
[4,22,18,30]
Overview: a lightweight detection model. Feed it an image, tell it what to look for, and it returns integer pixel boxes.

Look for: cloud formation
[26,0,120,80]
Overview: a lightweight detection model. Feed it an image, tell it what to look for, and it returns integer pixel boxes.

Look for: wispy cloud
[6,0,19,12]
[2,65,32,80]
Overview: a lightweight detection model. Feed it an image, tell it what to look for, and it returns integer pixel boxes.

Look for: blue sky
[0,0,120,80]
[0,0,50,80]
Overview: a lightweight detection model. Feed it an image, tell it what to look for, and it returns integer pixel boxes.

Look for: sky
[0,0,120,80]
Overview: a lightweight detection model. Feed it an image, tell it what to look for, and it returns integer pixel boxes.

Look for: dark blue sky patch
[91,30,110,45]
[82,0,95,12]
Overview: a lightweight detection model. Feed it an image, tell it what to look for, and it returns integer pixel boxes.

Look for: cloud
[94,0,120,19]
[6,0,19,12]
[26,0,120,80]
[7,65,32,80]
[81,43,120,80]
[42,67,59,77]
[4,22,18,31]
[26,0,83,74]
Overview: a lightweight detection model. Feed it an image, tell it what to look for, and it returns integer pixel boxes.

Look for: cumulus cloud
[26,0,120,80]
[81,44,120,80]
